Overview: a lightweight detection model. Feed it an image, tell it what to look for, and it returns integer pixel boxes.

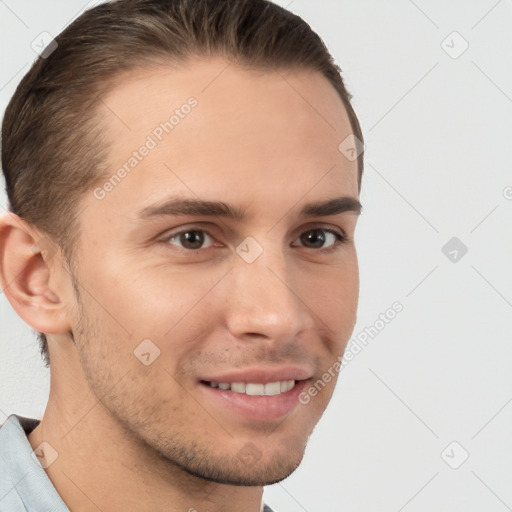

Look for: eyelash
[160,225,349,254]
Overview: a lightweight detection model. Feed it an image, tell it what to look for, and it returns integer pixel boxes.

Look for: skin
[0,56,360,512]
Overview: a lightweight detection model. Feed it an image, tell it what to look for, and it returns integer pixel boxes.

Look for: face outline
[20,56,362,487]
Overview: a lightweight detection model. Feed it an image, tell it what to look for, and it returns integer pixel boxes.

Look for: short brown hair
[1,0,364,367]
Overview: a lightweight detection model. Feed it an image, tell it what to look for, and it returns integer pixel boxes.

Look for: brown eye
[166,230,214,251]
[301,229,326,248]
[295,229,344,250]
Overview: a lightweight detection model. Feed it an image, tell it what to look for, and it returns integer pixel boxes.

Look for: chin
[179,448,305,486]
[153,432,308,487]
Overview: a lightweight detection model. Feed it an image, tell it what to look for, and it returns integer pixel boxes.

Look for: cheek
[74,256,229,374]
[70,276,197,414]
[302,256,359,338]
[79,248,214,330]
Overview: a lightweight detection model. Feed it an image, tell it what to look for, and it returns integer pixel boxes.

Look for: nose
[223,248,315,344]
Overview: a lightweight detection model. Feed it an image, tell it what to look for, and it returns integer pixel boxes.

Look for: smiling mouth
[201,380,296,396]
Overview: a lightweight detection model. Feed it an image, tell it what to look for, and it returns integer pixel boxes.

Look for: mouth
[200,380,296,396]
[197,369,312,422]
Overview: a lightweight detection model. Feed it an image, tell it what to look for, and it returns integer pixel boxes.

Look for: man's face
[66,57,360,485]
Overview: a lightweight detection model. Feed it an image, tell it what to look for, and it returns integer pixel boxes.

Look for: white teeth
[231,382,246,393]
[281,380,294,392]
[246,383,265,396]
[209,380,296,396]
[264,381,282,395]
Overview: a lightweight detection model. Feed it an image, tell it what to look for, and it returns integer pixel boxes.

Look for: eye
[160,226,348,253]
[293,228,345,250]
[165,229,215,251]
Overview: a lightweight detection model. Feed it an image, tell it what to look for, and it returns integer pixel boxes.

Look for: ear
[0,211,72,335]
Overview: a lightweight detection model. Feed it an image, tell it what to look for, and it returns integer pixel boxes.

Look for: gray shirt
[0,414,275,512]
[0,414,69,511]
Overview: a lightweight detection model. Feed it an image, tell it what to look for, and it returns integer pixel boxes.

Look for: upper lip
[199,366,313,384]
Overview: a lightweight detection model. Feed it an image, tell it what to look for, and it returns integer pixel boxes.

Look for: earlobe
[0,211,72,334]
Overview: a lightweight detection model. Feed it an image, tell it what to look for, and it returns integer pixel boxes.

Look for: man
[0,0,364,510]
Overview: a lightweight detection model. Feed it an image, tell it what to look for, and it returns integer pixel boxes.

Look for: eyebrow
[137,195,362,221]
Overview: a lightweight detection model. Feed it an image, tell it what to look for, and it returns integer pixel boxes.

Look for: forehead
[90,56,358,219]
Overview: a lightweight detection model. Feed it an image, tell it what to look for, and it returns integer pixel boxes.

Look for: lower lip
[199,380,310,422]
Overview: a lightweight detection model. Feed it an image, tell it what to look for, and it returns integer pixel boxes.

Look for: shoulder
[0,414,38,510]
[0,414,67,512]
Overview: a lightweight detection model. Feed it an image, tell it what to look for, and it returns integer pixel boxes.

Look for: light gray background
[1,1,511,511]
